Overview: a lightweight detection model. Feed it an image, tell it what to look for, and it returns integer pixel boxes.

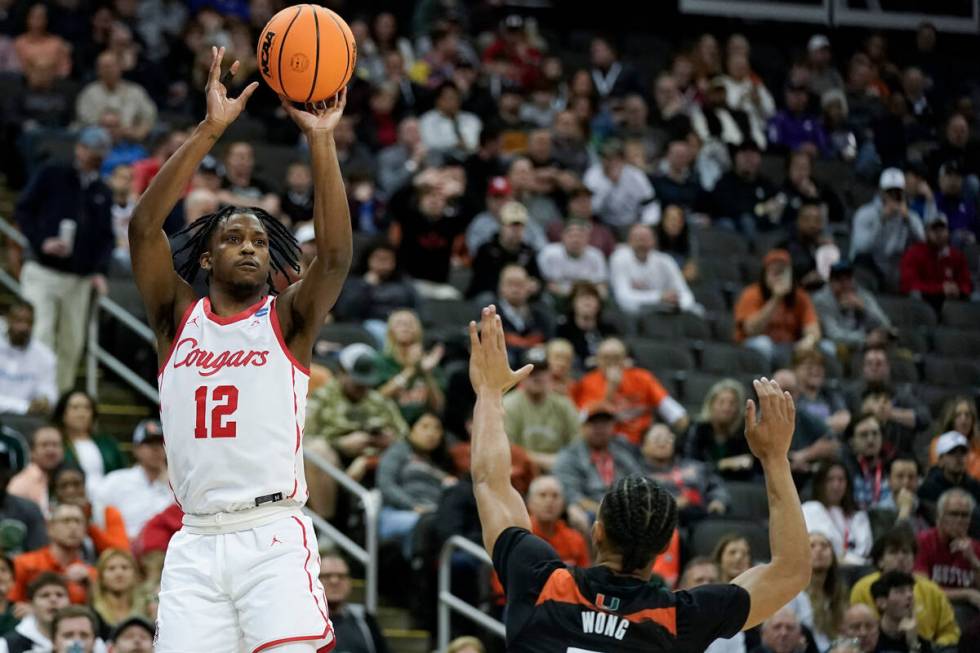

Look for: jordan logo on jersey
[172,337,270,376]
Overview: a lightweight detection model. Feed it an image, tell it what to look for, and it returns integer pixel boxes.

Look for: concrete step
[376,606,414,631]
[383,629,430,653]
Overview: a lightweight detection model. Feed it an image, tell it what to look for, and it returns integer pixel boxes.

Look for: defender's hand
[745,377,796,464]
[468,305,532,394]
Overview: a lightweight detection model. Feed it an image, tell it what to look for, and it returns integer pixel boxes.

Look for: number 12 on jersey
[194,385,239,438]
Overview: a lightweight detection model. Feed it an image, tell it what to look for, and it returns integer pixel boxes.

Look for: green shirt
[305,379,409,442]
[375,353,446,425]
[503,390,580,455]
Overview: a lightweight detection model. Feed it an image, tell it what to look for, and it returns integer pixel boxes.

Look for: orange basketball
[256,4,356,104]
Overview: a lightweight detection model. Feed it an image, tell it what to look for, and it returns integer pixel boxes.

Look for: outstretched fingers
[208,46,225,87]
[745,397,757,428]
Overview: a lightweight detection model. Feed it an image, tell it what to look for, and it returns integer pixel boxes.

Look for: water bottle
[66,640,84,653]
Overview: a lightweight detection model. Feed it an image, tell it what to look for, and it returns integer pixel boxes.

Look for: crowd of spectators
[1,1,980,652]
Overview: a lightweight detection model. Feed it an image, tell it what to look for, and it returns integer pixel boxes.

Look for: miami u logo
[595,593,620,612]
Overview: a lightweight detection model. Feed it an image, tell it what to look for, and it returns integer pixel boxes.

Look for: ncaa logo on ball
[289,53,309,73]
[260,30,275,76]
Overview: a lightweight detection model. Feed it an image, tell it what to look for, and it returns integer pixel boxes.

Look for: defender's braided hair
[599,475,678,573]
[171,206,300,292]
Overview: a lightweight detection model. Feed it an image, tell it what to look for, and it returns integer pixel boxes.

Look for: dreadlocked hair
[171,205,300,292]
[599,475,678,573]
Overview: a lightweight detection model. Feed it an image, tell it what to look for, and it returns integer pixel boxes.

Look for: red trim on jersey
[252,625,333,653]
[269,297,312,376]
[157,300,199,376]
[203,296,268,325]
[251,517,334,653]
[287,365,301,500]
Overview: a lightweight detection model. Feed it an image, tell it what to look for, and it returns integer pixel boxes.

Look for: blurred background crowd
[1,1,980,652]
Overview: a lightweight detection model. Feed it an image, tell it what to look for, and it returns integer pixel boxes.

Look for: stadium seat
[625,338,695,374]
[738,255,762,284]
[699,343,771,377]
[932,328,980,358]
[637,312,711,341]
[916,384,957,416]
[690,519,771,560]
[896,327,929,354]
[315,323,376,354]
[697,258,743,285]
[923,356,980,387]
[710,313,736,343]
[420,298,478,329]
[694,228,749,257]
[690,282,728,314]
[753,231,788,257]
[602,303,635,337]
[681,371,727,407]
[876,296,937,329]
[941,301,980,329]
[724,482,769,521]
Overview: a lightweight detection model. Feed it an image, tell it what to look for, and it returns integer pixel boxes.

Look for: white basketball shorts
[156,512,335,653]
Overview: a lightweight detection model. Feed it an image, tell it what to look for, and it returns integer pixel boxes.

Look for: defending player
[128,47,351,652]
[467,305,812,652]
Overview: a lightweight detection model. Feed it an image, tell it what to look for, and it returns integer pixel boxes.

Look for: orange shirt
[734,284,818,343]
[90,506,130,554]
[10,547,97,604]
[651,528,681,588]
[492,518,590,601]
[573,368,671,445]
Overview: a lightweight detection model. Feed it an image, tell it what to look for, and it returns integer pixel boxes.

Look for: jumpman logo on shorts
[271,535,283,547]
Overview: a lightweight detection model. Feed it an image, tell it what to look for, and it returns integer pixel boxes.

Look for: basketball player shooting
[468,305,813,652]
[128,47,351,653]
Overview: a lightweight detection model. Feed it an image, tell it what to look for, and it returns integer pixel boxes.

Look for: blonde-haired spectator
[375,309,446,423]
[447,636,485,653]
[91,549,151,635]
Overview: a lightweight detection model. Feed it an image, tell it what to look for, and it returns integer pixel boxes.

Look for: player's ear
[591,518,604,550]
[199,251,212,271]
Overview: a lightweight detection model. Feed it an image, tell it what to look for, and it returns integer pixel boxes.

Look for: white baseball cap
[879,167,906,191]
[808,35,831,52]
[935,431,970,457]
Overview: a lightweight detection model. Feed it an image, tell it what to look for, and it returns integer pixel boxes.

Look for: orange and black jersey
[493,527,751,652]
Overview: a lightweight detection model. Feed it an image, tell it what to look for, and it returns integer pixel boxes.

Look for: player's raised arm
[469,305,535,555]
[732,378,811,630]
[274,90,353,358]
[129,46,258,336]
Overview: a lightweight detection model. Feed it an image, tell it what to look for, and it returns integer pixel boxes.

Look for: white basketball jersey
[158,296,309,515]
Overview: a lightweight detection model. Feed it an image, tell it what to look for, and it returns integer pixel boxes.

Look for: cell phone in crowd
[58,219,77,255]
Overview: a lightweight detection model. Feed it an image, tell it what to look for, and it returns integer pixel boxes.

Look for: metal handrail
[437,535,506,651]
[303,446,379,614]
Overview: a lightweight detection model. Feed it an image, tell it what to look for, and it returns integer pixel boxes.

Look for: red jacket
[900,242,972,297]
